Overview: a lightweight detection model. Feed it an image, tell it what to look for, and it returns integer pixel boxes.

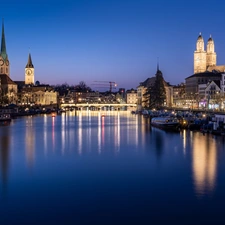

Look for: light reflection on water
[1,111,225,224]
[25,117,35,167]
[192,132,217,196]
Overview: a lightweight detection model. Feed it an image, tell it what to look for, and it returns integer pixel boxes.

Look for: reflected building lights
[87,112,92,152]
[25,117,35,168]
[141,116,145,146]
[126,114,130,144]
[43,115,48,156]
[101,115,105,148]
[98,112,101,154]
[126,113,139,148]
[182,129,187,155]
[78,112,82,155]
[192,134,217,196]
[114,112,120,153]
[135,114,138,147]
[61,113,66,155]
[52,117,55,152]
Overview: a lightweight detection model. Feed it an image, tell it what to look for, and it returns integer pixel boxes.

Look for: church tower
[206,35,216,68]
[0,20,10,76]
[194,33,206,73]
[25,53,34,85]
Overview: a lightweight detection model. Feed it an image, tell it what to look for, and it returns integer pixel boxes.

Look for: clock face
[5,60,9,66]
[26,69,32,76]
[0,59,4,66]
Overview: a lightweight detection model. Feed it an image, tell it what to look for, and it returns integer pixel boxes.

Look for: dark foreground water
[1,111,225,225]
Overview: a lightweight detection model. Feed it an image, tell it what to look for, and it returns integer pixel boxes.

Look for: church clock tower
[206,35,216,68]
[194,33,206,73]
[25,53,34,85]
[0,20,10,76]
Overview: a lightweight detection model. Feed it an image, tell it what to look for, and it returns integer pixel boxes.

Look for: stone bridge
[61,103,137,110]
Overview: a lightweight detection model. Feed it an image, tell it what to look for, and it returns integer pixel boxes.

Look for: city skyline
[1,0,225,90]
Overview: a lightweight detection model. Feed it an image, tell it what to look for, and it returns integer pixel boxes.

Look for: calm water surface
[1,111,225,225]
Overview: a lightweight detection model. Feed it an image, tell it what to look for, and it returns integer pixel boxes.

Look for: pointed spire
[26,52,34,68]
[1,19,7,60]
[157,57,159,71]
[156,57,162,76]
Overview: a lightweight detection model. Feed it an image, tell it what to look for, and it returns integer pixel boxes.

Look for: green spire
[1,19,7,60]
[26,53,34,68]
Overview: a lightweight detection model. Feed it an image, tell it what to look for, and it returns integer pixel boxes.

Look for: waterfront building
[198,83,207,100]
[126,89,137,111]
[184,33,225,108]
[165,83,173,108]
[194,33,225,73]
[198,80,223,110]
[19,85,58,106]
[0,21,17,104]
[137,77,155,110]
[185,71,221,98]
[205,80,221,110]
[126,89,137,104]
[198,81,222,110]
[0,21,10,76]
[0,74,17,104]
[172,83,186,108]
[221,73,225,94]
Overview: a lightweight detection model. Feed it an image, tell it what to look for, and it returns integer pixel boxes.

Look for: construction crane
[92,81,117,92]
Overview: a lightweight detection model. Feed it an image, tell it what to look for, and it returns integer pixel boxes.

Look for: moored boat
[0,113,11,125]
[151,116,180,130]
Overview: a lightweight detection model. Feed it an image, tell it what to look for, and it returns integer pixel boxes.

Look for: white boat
[151,117,180,130]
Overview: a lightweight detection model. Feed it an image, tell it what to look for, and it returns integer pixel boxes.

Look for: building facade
[137,77,155,110]
[185,71,221,98]
[172,83,186,108]
[19,86,58,106]
[194,33,225,73]
[126,89,137,104]
[0,21,17,104]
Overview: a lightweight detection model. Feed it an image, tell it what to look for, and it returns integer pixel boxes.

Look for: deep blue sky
[1,0,225,90]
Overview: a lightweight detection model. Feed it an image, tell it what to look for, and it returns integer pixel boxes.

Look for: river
[0,111,225,224]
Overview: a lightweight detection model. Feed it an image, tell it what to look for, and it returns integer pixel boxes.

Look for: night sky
[1,0,225,90]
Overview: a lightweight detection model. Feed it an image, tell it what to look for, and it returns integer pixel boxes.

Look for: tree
[145,71,166,109]
[0,86,9,105]
[54,83,71,96]
[74,81,92,92]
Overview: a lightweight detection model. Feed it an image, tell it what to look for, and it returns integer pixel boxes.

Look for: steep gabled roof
[26,53,34,68]
[213,80,221,88]
[0,74,17,85]
[185,71,222,80]
[139,77,156,88]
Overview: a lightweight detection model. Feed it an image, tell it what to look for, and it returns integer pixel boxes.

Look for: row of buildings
[0,21,58,107]
[1,20,225,111]
[135,33,225,111]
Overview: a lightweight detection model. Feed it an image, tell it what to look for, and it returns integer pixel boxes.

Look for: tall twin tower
[194,33,217,74]
[0,20,35,85]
